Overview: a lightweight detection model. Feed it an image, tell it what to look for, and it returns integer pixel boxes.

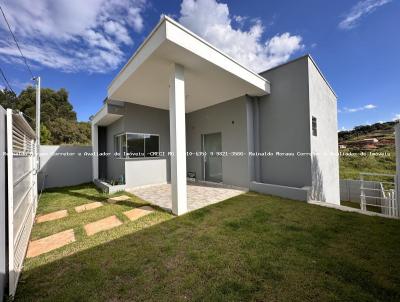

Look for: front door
[202,132,222,182]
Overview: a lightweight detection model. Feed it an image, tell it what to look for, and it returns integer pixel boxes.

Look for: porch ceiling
[108,16,270,113]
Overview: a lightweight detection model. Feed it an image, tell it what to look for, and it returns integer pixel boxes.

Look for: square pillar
[169,63,187,215]
[91,123,99,180]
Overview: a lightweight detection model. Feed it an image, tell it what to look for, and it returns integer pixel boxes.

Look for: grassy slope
[339,122,396,180]
[16,185,400,302]
[339,145,396,179]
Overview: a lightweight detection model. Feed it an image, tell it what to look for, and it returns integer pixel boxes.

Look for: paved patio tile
[75,202,103,213]
[128,183,247,212]
[26,229,75,258]
[107,195,131,204]
[123,206,154,221]
[84,215,123,236]
[36,209,68,223]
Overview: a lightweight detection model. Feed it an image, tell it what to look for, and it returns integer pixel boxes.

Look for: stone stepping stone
[75,202,103,213]
[27,229,75,258]
[123,206,154,221]
[107,195,131,204]
[84,215,123,236]
[36,210,68,223]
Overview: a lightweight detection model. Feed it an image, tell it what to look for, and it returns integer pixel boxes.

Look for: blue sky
[0,0,399,130]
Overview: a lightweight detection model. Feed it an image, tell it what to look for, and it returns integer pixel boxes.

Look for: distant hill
[339,121,396,146]
[338,121,397,180]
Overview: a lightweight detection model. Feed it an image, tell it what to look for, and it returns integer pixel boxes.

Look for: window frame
[114,132,160,159]
[312,116,318,137]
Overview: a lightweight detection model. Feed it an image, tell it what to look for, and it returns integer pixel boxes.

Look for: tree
[40,124,52,145]
[0,88,17,109]
[0,87,91,145]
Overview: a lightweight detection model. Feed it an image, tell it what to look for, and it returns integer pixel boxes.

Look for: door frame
[201,132,222,183]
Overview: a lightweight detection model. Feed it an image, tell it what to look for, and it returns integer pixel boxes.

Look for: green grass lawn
[15,185,400,301]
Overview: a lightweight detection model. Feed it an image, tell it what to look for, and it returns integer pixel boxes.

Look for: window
[144,134,159,157]
[312,116,317,136]
[127,133,144,158]
[114,133,160,158]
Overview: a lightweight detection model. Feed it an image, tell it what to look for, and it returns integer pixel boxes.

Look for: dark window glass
[126,134,144,157]
[312,116,317,136]
[114,135,122,157]
[145,135,159,157]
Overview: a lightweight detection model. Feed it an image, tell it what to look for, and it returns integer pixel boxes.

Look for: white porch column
[169,63,187,215]
[91,123,99,180]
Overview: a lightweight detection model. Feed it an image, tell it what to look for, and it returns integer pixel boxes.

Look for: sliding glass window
[114,133,160,158]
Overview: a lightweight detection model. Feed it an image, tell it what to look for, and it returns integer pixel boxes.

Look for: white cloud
[364,104,377,109]
[393,114,400,121]
[339,0,392,30]
[179,0,304,72]
[343,104,377,113]
[0,0,147,73]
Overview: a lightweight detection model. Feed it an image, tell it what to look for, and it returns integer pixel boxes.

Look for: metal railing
[360,172,398,217]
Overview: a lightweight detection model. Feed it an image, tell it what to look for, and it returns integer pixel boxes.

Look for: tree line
[0,87,91,145]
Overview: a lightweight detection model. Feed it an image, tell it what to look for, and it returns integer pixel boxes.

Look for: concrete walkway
[127,182,247,212]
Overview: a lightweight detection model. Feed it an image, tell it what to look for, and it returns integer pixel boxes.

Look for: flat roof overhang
[91,101,124,126]
[108,16,270,113]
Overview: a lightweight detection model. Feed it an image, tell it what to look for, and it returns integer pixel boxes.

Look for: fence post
[360,174,366,211]
[6,109,15,295]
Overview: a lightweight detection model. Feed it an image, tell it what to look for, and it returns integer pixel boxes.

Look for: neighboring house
[347,138,379,150]
[91,16,340,215]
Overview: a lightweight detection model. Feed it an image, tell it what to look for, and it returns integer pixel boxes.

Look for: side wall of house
[308,58,340,204]
[105,118,125,182]
[258,57,312,188]
[186,96,250,187]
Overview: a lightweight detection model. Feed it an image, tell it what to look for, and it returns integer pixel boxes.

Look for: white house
[91,16,340,215]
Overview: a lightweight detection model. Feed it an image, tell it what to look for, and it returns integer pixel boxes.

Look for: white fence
[6,109,38,296]
[360,172,398,218]
[340,179,382,204]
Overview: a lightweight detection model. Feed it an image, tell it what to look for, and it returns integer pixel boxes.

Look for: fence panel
[340,179,381,203]
[6,110,37,297]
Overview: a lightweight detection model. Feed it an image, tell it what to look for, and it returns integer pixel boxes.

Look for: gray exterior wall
[254,56,339,203]
[39,145,92,189]
[308,58,340,204]
[105,118,124,181]
[258,57,312,188]
[186,96,250,187]
[0,106,6,300]
[105,103,170,188]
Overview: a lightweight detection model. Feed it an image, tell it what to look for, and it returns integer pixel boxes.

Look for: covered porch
[93,16,269,215]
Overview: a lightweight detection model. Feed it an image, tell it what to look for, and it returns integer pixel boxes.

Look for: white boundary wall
[39,145,92,189]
